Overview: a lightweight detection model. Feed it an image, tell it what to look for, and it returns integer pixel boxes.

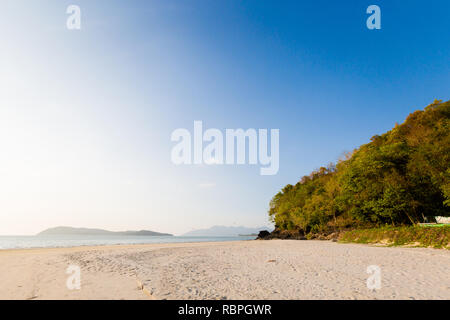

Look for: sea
[0,235,257,250]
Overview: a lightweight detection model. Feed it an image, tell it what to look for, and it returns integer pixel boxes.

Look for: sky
[0,0,449,235]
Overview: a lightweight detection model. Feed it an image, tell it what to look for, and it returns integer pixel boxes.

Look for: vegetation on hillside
[340,226,450,249]
[269,100,450,236]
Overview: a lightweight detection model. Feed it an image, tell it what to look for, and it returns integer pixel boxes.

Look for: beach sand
[0,240,448,300]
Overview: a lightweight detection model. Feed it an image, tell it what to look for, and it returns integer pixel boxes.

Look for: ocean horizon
[0,235,256,250]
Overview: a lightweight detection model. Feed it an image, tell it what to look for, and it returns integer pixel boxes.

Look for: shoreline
[0,235,257,252]
[258,225,450,249]
[1,240,449,300]
[0,239,251,254]
[1,237,447,255]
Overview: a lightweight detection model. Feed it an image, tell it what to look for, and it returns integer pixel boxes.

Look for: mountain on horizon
[183,225,273,237]
[37,226,173,237]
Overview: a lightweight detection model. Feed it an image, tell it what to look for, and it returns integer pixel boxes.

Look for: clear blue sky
[0,0,449,235]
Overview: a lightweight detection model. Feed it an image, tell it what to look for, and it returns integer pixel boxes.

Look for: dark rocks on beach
[257,228,307,240]
[257,230,271,239]
[257,227,342,241]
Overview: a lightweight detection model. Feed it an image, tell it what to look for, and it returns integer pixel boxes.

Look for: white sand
[0,240,448,300]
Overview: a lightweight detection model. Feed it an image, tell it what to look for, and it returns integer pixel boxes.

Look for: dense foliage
[269,100,450,234]
[340,226,450,249]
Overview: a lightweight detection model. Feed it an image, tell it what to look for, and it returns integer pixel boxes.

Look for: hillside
[268,100,450,237]
[37,226,173,237]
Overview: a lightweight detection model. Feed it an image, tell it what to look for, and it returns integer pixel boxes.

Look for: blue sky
[0,0,449,235]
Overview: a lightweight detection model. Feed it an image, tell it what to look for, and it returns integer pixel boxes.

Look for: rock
[257,227,344,242]
[257,230,271,239]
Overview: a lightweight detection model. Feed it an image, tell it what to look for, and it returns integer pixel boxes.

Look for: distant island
[37,226,173,237]
[183,226,272,237]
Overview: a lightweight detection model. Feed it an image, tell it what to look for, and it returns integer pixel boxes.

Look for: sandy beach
[0,240,449,300]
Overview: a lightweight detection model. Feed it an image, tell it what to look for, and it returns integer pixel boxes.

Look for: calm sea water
[0,235,256,250]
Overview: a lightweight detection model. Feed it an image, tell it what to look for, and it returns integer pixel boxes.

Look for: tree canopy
[269,100,450,234]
